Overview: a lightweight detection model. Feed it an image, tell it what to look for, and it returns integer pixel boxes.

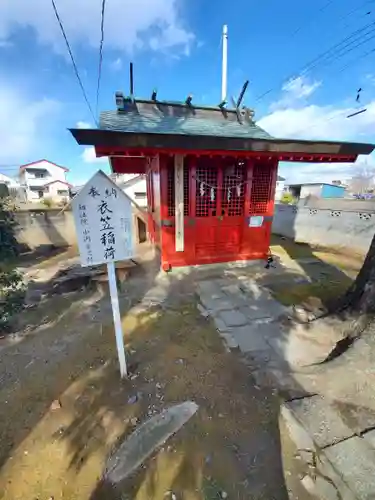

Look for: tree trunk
[310,232,375,363]
[336,231,375,315]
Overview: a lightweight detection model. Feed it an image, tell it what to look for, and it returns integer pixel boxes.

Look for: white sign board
[72,170,134,267]
[249,215,264,227]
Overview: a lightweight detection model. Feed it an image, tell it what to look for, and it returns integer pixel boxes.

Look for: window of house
[57,190,69,196]
[134,192,146,199]
[35,172,46,178]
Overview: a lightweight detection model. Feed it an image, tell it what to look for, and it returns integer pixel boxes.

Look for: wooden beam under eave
[175,154,184,252]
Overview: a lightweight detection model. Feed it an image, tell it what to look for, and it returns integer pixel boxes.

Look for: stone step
[282,395,375,500]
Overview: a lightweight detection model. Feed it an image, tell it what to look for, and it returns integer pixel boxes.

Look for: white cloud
[259,101,375,141]
[76,121,92,129]
[283,76,321,99]
[0,84,60,164]
[82,146,108,164]
[0,0,194,56]
[271,76,322,111]
[110,58,123,71]
[260,84,375,184]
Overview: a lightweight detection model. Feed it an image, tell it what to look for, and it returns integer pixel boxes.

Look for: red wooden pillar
[159,154,171,271]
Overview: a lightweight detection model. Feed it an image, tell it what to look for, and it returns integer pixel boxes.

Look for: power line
[293,88,372,137]
[293,109,349,137]
[291,0,337,37]
[96,0,107,118]
[283,45,375,137]
[338,0,375,28]
[299,21,375,76]
[255,17,375,102]
[51,0,97,125]
[337,45,375,73]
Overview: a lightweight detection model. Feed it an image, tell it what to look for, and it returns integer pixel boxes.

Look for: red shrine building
[70,95,374,271]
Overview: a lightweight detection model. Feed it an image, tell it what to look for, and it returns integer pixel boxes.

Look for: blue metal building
[287,182,345,199]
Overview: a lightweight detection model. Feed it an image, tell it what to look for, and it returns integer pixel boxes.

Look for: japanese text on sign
[72,171,134,267]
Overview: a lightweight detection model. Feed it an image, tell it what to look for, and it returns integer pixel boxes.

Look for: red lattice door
[194,159,247,262]
[194,159,220,261]
[217,160,246,258]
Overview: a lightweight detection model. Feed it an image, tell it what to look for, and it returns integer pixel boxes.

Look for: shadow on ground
[3,223,363,499]
[0,244,312,500]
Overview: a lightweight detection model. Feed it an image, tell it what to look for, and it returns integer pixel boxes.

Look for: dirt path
[0,260,309,500]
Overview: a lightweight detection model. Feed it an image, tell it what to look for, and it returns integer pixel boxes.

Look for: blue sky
[0,0,374,185]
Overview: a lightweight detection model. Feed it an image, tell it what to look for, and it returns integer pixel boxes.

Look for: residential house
[0,172,19,187]
[0,172,26,201]
[275,175,285,201]
[113,173,147,208]
[19,159,72,204]
[114,173,148,242]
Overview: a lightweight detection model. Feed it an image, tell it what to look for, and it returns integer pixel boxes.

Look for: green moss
[273,277,352,307]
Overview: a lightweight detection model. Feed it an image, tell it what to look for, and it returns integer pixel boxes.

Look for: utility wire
[293,109,349,137]
[291,0,337,37]
[338,0,375,28]
[337,45,375,73]
[299,21,375,75]
[255,18,375,102]
[286,44,375,137]
[295,99,370,138]
[51,0,97,126]
[96,0,106,118]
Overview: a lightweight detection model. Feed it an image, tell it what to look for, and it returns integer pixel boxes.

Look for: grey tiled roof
[99,109,272,140]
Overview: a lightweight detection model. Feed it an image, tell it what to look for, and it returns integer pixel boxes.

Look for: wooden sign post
[72,170,134,378]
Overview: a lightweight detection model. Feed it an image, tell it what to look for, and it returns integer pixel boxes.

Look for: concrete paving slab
[230,325,270,352]
[324,436,375,499]
[281,403,316,452]
[199,294,234,313]
[219,332,239,349]
[331,400,375,436]
[238,279,273,300]
[239,298,285,321]
[196,303,210,318]
[363,429,375,448]
[219,309,248,327]
[213,317,230,333]
[221,283,242,294]
[314,454,357,500]
[285,395,355,449]
[230,322,282,353]
[196,280,226,298]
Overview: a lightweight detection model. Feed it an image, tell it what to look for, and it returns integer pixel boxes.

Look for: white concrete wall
[273,202,374,255]
[275,180,285,201]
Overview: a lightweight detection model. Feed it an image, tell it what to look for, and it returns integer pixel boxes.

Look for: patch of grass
[273,276,353,308]
[0,290,309,500]
[313,251,362,277]
[270,235,315,260]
